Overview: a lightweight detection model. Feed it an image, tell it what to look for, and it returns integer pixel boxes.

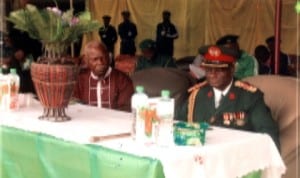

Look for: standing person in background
[216,35,258,79]
[74,41,134,112]
[254,45,271,74]
[118,11,137,56]
[0,32,15,73]
[265,36,290,76]
[99,15,118,67]
[156,10,178,57]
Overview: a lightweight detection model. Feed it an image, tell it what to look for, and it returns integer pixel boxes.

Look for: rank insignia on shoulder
[234,81,257,93]
[188,81,208,93]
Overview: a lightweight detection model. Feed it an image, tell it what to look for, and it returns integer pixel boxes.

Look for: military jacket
[118,21,137,55]
[99,25,118,53]
[135,54,177,71]
[234,50,258,79]
[156,22,178,57]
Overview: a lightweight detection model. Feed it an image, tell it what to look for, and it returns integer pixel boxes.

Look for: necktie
[216,94,225,108]
[220,94,226,105]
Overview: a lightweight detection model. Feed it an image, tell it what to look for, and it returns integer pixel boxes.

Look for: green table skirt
[0,126,164,178]
[0,126,261,178]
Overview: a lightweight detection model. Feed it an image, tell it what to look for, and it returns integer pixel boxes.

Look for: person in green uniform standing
[177,45,280,150]
[135,39,177,71]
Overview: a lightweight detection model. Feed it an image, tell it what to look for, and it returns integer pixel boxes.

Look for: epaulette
[234,80,257,93]
[187,81,207,123]
[188,80,208,93]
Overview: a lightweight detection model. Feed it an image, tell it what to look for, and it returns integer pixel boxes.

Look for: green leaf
[6,3,100,45]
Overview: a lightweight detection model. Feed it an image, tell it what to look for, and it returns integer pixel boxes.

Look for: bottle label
[9,94,19,110]
[0,81,9,109]
[8,78,20,110]
[131,108,137,140]
[135,105,159,144]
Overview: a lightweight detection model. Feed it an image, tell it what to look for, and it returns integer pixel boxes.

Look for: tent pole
[274,0,281,74]
[70,0,74,57]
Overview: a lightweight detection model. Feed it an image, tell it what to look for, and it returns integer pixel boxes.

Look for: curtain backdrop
[83,0,299,59]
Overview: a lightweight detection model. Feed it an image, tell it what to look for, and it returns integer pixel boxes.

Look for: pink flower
[47,7,62,16]
[69,17,80,26]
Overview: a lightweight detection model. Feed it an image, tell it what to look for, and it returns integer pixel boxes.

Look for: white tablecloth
[0,100,286,178]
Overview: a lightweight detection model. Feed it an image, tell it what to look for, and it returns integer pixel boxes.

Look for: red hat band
[204,53,235,63]
[204,46,235,63]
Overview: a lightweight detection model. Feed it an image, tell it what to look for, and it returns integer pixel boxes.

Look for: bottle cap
[161,90,170,98]
[10,68,17,74]
[136,85,144,93]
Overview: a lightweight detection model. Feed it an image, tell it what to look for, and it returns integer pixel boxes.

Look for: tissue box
[173,121,209,146]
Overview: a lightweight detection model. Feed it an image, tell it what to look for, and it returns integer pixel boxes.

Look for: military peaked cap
[121,10,130,16]
[199,45,239,68]
[162,10,171,16]
[139,39,156,50]
[216,35,239,45]
[102,15,111,20]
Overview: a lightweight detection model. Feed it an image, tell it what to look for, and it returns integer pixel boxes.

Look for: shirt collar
[213,79,233,97]
[90,67,112,80]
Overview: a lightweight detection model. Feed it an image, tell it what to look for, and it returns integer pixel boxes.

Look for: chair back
[243,75,299,178]
[131,67,196,111]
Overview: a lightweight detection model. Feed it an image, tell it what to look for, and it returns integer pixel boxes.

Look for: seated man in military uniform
[177,45,280,149]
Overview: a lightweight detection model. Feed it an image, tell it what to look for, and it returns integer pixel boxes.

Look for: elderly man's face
[205,66,234,90]
[86,48,109,77]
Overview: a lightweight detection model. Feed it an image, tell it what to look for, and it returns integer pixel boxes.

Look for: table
[0,100,286,178]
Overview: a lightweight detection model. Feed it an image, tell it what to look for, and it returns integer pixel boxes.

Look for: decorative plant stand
[31,63,79,122]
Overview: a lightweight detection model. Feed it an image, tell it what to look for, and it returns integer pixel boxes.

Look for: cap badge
[208,46,221,57]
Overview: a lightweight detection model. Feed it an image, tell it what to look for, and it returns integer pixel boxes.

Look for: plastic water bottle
[0,68,8,110]
[156,90,175,146]
[131,86,149,141]
[7,68,20,110]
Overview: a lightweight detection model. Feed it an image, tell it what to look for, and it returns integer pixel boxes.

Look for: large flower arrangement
[6,3,100,121]
[7,3,100,64]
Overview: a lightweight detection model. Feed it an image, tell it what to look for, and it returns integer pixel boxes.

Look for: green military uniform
[234,50,258,79]
[177,80,280,150]
[135,54,176,71]
[135,39,177,71]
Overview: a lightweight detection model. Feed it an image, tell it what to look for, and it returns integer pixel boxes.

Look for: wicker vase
[31,62,79,121]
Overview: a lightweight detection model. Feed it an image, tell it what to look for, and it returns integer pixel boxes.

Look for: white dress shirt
[213,80,233,108]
